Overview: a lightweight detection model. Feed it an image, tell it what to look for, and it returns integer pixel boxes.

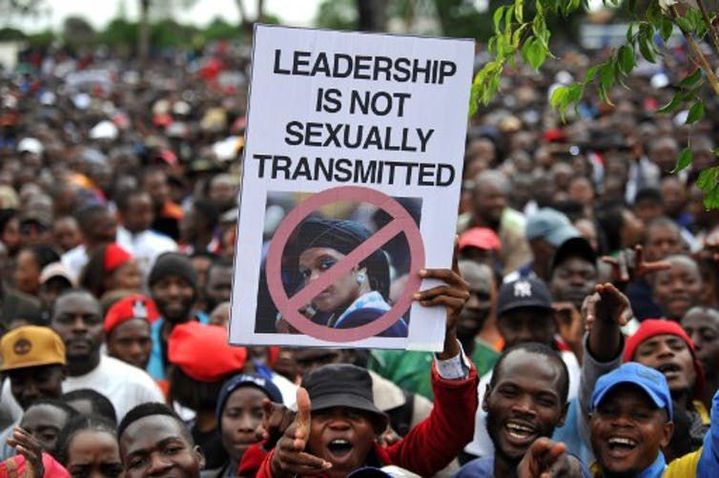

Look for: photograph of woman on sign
[278,217,408,338]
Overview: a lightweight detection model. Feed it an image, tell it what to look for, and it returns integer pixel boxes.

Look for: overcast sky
[9,0,323,32]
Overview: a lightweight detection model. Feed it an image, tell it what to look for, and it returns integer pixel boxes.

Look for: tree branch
[696,0,719,58]
[671,5,719,96]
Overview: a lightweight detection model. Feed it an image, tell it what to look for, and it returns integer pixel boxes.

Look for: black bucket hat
[302,363,388,430]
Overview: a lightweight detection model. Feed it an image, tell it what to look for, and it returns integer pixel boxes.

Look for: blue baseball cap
[591,362,673,420]
[525,208,579,247]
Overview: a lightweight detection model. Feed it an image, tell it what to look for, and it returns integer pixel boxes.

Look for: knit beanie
[215,373,283,425]
[623,318,705,398]
[148,252,197,288]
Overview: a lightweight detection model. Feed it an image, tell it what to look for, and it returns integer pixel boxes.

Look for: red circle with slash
[265,186,425,342]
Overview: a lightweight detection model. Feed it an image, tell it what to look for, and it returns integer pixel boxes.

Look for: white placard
[230,24,473,351]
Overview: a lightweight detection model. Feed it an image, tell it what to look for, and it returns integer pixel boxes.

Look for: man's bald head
[457,260,496,339]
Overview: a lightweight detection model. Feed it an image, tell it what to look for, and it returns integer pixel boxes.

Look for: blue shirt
[635,453,666,478]
[147,312,208,380]
[589,452,666,478]
[553,398,595,466]
[454,454,591,478]
[697,388,719,478]
[452,457,494,477]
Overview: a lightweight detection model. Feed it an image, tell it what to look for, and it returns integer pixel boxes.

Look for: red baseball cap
[624,318,705,398]
[168,322,247,382]
[458,227,502,252]
[104,294,159,333]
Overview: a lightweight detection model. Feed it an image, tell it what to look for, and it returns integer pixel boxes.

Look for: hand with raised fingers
[270,388,331,477]
[601,245,670,286]
[6,427,44,478]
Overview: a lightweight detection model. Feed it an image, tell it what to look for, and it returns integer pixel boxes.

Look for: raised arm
[385,259,478,476]
[697,389,719,478]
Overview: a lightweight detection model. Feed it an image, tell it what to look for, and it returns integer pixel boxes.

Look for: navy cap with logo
[497,277,554,317]
[302,364,388,429]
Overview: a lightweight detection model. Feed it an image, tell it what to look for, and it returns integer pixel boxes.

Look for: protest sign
[230,24,474,351]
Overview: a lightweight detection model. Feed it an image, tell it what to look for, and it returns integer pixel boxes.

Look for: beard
[486,411,522,463]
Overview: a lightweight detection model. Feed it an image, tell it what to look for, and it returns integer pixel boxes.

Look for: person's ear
[660,421,675,449]
[355,267,368,286]
[557,401,569,428]
[193,444,206,470]
[482,385,492,412]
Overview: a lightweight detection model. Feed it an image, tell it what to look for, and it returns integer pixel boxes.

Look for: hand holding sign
[414,243,470,359]
[270,388,332,477]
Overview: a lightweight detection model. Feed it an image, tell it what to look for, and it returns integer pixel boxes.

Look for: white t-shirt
[464,349,581,457]
[0,355,165,423]
[62,355,165,420]
[271,372,297,408]
[116,227,177,280]
[61,245,88,282]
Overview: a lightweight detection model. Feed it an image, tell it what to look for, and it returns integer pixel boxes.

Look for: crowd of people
[0,23,718,478]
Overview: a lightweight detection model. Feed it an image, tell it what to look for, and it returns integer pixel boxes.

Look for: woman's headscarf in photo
[291,217,391,301]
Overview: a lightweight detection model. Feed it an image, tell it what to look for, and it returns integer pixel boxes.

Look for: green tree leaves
[686,101,706,124]
[674,148,693,173]
[472,0,719,207]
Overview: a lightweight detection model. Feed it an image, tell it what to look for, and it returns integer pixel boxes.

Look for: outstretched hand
[271,388,331,477]
[517,438,582,478]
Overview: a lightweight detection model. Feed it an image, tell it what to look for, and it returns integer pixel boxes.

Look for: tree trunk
[138,0,150,71]
[257,0,265,22]
[236,0,248,24]
[356,0,387,32]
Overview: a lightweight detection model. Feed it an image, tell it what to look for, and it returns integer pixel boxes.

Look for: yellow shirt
[663,449,700,477]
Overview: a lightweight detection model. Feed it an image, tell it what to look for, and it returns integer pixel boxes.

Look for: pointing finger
[293,387,311,449]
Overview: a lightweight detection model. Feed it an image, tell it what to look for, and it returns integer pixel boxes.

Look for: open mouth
[657,362,682,379]
[326,439,353,457]
[504,420,537,443]
[607,436,638,456]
